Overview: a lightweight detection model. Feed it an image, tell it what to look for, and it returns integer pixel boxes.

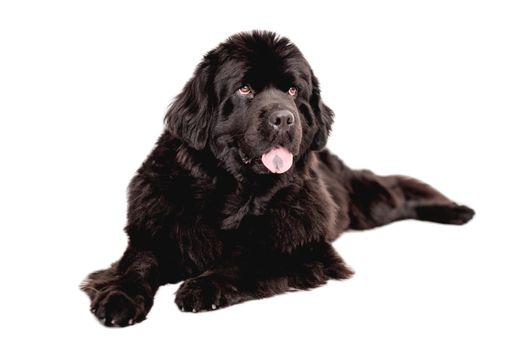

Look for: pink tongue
[261,147,293,174]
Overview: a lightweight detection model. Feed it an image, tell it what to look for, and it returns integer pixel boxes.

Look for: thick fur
[81,31,475,327]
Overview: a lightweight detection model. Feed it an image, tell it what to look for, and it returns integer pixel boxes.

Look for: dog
[81,31,475,327]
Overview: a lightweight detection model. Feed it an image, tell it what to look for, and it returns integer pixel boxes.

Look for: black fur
[81,31,475,327]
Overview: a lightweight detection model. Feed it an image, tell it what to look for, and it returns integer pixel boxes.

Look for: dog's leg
[81,247,160,327]
[348,170,475,229]
[174,240,352,312]
[80,172,190,327]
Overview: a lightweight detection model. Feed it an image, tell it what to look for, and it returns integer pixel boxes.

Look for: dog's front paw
[91,288,146,327]
[175,276,240,313]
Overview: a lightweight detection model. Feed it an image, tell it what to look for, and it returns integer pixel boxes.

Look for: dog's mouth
[239,146,294,174]
[260,147,293,173]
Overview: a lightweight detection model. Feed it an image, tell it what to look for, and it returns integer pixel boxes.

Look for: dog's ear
[164,57,216,150]
[309,71,334,151]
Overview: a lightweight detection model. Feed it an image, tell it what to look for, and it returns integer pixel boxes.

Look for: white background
[1,1,525,349]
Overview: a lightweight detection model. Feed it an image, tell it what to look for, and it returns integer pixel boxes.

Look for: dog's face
[165,31,333,176]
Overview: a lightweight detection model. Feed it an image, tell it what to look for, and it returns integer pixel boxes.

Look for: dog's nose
[269,110,295,131]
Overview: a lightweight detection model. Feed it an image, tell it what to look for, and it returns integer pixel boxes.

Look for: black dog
[81,31,475,327]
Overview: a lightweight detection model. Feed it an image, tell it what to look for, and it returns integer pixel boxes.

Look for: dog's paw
[416,203,475,225]
[175,276,240,313]
[90,288,146,327]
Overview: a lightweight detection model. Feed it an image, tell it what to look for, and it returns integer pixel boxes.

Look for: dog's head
[165,31,333,176]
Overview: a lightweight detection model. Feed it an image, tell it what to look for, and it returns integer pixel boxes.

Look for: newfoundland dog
[82,31,475,327]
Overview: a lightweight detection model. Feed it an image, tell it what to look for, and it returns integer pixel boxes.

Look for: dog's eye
[239,85,252,95]
[288,87,297,96]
